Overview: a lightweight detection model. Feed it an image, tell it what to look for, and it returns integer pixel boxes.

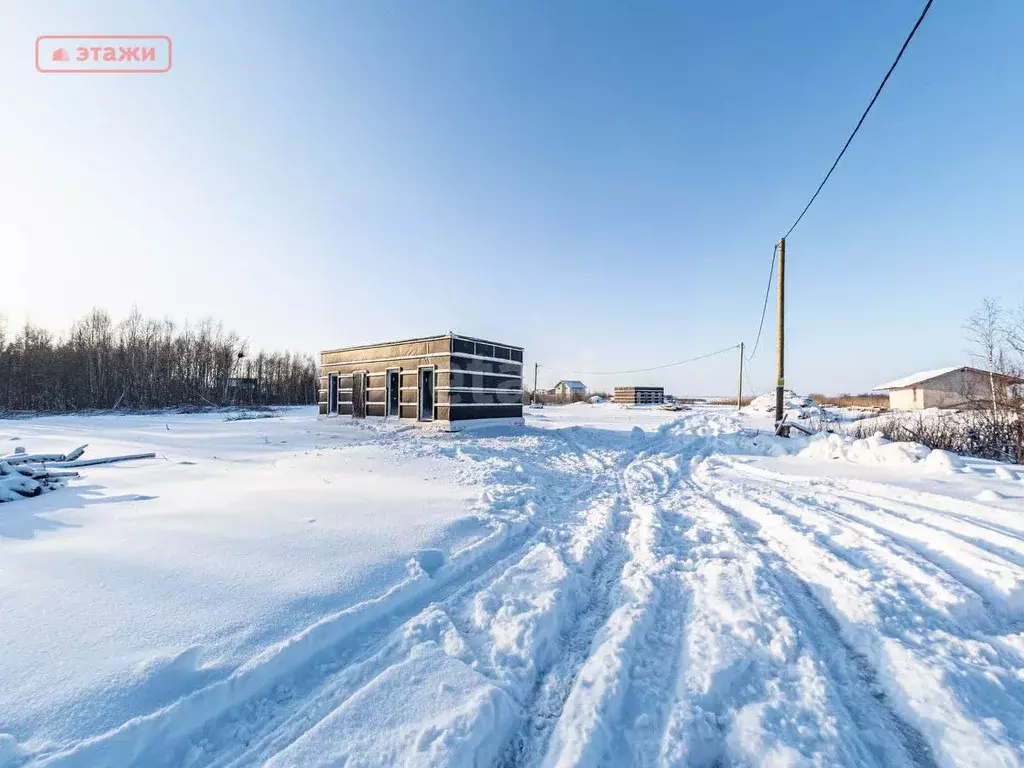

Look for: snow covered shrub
[847,410,1021,463]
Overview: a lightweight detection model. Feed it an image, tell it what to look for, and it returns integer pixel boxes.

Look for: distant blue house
[552,380,587,399]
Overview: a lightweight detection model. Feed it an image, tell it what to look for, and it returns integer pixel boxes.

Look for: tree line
[0,309,317,412]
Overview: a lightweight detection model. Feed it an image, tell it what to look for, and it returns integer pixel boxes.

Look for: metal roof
[874,365,1023,391]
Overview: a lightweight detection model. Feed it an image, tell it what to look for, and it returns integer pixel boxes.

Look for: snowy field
[2,403,1024,767]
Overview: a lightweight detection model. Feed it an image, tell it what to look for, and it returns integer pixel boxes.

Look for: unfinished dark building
[613,386,664,405]
[319,334,524,430]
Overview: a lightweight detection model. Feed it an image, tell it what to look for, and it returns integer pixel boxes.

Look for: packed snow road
[1,405,1023,767]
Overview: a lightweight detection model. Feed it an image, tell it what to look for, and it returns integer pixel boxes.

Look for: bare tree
[960,297,1024,461]
[964,297,1007,422]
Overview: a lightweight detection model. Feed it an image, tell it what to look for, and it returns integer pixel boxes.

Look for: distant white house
[875,366,1023,411]
[552,380,587,400]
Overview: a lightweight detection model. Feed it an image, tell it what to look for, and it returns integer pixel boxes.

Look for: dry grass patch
[809,393,889,409]
[706,396,754,407]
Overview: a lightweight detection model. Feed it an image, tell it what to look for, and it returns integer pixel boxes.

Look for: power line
[745,242,777,363]
[743,363,757,397]
[782,0,935,240]
[540,344,739,377]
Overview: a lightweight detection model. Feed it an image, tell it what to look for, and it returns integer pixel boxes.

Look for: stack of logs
[0,445,156,502]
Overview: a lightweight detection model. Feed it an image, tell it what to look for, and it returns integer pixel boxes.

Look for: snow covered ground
[1,403,1023,767]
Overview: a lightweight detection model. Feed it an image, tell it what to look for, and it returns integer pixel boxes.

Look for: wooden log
[53,452,156,468]
[65,445,88,462]
[0,453,66,465]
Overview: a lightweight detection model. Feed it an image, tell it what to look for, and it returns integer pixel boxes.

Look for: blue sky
[2,1,1022,395]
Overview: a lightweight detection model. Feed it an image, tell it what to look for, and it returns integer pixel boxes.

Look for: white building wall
[888,388,917,411]
[887,368,1015,411]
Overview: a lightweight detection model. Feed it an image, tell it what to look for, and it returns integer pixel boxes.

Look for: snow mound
[588,395,604,404]
[799,433,933,466]
[265,643,516,767]
[924,449,965,473]
[993,465,1017,482]
[743,390,819,420]
[975,489,1005,502]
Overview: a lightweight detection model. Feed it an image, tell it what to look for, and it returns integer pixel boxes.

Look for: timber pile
[0,445,156,503]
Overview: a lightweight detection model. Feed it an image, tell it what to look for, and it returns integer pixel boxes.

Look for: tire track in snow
[196,432,632,768]
[247,494,624,768]
[603,452,694,768]
[244,431,639,768]
[44,431,616,768]
[497,498,634,768]
[537,492,665,767]
[528,428,731,768]
[731,463,1024,540]
[696,458,1024,767]
[701,498,935,767]
[642,469,927,767]
[497,434,677,768]
[726,462,1024,628]
[826,486,1024,571]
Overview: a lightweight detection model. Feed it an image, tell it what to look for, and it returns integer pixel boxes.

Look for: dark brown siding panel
[447,390,523,405]
[450,404,523,420]
[449,357,523,376]
[321,337,450,367]
[448,372,522,389]
[323,358,439,376]
[452,337,475,356]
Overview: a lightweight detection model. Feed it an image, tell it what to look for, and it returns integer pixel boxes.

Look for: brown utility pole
[533,362,539,405]
[738,342,744,411]
[775,237,786,429]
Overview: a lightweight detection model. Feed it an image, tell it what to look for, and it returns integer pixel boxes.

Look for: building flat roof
[321,333,523,356]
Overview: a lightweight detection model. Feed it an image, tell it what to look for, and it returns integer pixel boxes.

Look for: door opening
[352,371,367,418]
[328,373,338,414]
[387,370,400,418]
[419,368,435,421]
